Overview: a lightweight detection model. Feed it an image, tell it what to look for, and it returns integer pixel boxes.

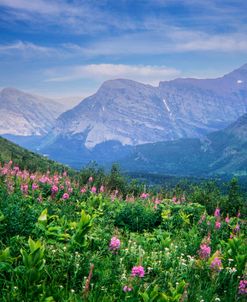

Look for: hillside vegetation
[0,136,71,173]
[0,158,246,301]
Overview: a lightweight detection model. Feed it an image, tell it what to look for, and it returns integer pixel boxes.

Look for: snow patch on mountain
[163,98,171,112]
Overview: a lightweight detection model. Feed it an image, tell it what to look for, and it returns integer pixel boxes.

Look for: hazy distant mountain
[0,88,65,136]
[46,64,247,147]
[39,64,247,168]
[120,113,247,176]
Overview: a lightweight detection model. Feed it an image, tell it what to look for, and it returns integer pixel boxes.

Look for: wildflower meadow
[0,161,246,301]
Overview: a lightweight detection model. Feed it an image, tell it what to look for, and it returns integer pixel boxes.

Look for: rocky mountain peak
[0,88,65,136]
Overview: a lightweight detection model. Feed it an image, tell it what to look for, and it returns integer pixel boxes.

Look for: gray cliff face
[0,88,65,136]
[51,64,247,149]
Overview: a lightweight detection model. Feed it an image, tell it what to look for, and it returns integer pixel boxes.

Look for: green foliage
[139,285,160,302]
[226,178,245,216]
[0,136,73,174]
[1,193,42,238]
[159,281,187,302]
[114,200,162,232]
[189,181,223,215]
[161,202,205,230]
[0,160,246,301]
[223,235,247,275]
[20,237,45,283]
[71,210,93,248]
[106,163,128,196]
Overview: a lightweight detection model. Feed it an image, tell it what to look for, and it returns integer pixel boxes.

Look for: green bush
[114,200,162,232]
[161,202,206,230]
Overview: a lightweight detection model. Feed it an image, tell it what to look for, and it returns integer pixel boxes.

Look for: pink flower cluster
[215,221,221,229]
[214,207,220,217]
[131,265,145,278]
[91,186,97,193]
[51,185,58,194]
[199,244,211,259]
[32,183,39,190]
[140,193,149,199]
[62,193,70,200]
[20,184,28,194]
[214,207,221,230]
[210,257,222,272]
[238,279,247,295]
[123,285,132,292]
[225,214,230,223]
[109,236,121,251]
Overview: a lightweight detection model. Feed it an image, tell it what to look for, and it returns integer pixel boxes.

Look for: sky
[0,0,247,105]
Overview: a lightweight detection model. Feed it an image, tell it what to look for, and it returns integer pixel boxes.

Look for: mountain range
[0,88,64,136]
[1,63,247,176]
[119,113,247,176]
[42,63,247,150]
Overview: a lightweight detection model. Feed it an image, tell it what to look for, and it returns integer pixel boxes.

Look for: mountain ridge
[0,87,65,136]
[40,63,247,154]
[120,113,247,176]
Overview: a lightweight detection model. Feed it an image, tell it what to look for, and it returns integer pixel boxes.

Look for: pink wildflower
[62,193,69,200]
[91,186,97,193]
[32,183,39,190]
[199,244,211,259]
[131,266,145,278]
[154,198,161,205]
[30,174,36,181]
[238,280,247,295]
[123,286,132,292]
[100,185,105,193]
[20,184,28,194]
[88,176,93,183]
[13,166,20,173]
[68,187,73,193]
[215,221,221,229]
[140,193,149,199]
[214,207,220,217]
[225,214,230,223]
[1,167,8,175]
[51,185,58,194]
[109,236,121,251]
[80,187,87,193]
[39,176,48,184]
[210,257,223,272]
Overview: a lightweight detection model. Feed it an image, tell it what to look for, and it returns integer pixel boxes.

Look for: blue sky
[0,0,247,103]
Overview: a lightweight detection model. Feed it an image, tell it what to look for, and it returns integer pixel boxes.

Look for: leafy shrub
[161,202,205,230]
[1,194,42,239]
[114,200,162,232]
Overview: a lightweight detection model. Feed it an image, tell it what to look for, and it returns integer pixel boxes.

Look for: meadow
[0,161,246,301]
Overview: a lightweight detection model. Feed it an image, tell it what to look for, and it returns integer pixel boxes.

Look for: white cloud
[68,28,247,58]
[0,0,78,15]
[0,0,134,34]
[0,41,57,56]
[46,64,181,85]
